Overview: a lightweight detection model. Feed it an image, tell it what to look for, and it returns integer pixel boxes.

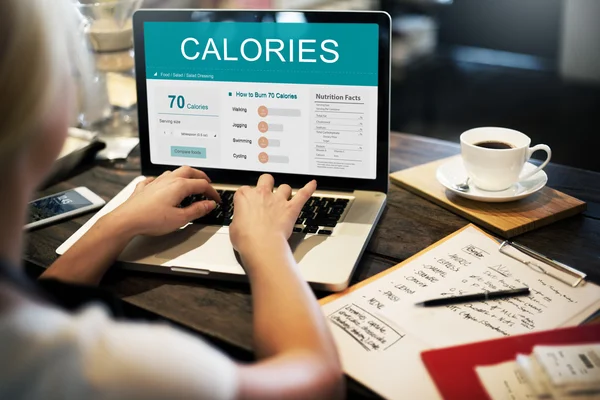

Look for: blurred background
[143,0,600,172]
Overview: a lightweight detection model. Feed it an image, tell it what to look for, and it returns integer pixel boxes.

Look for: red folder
[421,324,600,400]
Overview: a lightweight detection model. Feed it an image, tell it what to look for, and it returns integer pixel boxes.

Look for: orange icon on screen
[258,121,269,133]
[258,152,269,164]
[258,105,268,117]
[258,136,269,148]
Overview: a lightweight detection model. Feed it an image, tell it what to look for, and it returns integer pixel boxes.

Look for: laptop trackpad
[289,233,328,263]
[155,225,225,260]
[119,224,224,262]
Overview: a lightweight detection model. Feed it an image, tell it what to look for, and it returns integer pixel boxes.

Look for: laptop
[57,9,391,291]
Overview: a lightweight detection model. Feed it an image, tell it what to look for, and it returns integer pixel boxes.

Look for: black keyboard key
[304,226,319,234]
[303,218,317,226]
[180,195,195,208]
[293,227,303,233]
[318,229,332,235]
[192,216,206,224]
[304,218,338,227]
[296,217,304,225]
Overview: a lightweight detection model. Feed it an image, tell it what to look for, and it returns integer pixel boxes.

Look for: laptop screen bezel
[133,9,391,193]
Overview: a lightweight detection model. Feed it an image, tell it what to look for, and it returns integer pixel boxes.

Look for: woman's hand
[42,166,220,285]
[227,175,343,399]
[111,166,221,236]
[229,174,316,256]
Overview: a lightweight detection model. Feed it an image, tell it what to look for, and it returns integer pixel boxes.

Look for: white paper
[96,136,139,160]
[58,136,91,159]
[476,361,536,400]
[321,226,600,399]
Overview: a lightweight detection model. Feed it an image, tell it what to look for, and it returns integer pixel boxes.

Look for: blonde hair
[0,0,91,163]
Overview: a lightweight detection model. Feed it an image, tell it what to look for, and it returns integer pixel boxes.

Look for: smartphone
[25,187,106,230]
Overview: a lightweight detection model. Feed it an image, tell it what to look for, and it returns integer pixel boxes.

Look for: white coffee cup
[460,127,551,191]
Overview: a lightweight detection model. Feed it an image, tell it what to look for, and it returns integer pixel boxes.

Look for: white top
[0,302,238,399]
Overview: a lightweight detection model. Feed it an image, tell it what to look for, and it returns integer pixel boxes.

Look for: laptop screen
[143,19,379,180]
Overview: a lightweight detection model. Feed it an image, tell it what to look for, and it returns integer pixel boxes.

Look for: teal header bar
[144,22,378,86]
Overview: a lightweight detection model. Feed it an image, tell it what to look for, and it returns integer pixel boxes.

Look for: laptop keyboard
[180,189,350,235]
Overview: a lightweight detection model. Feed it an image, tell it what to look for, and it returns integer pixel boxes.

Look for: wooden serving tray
[390,156,586,238]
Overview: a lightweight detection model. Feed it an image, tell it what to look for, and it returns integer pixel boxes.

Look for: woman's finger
[289,180,317,214]
[177,178,221,203]
[256,174,274,191]
[153,170,171,183]
[233,186,251,205]
[276,184,292,200]
[181,200,217,221]
[171,166,211,182]
[133,177,155,194]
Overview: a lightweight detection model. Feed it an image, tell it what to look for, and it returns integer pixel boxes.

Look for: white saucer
[436,157,548,203]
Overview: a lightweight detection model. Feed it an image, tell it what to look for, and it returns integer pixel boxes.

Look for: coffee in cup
[460,127,551,191]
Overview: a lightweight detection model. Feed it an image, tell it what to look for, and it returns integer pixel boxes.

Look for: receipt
[533,344,600,388]
[477,347,600,400]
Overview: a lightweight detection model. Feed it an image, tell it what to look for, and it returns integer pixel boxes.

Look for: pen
[415,287,531,307]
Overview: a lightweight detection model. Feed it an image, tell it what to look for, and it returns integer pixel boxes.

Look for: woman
[0,1,343,398]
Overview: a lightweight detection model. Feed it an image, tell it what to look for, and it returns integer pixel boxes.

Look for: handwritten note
[328,303,405,352]
[321,225,600,400]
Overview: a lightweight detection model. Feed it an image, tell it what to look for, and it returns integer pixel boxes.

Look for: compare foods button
[170,146,207,158]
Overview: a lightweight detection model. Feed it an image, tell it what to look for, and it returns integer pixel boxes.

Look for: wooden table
[24,132,600,397]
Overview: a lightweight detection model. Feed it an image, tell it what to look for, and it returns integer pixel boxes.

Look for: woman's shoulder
[0,299,103,398]
[0,296,113,362]
[0,296,239,400]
